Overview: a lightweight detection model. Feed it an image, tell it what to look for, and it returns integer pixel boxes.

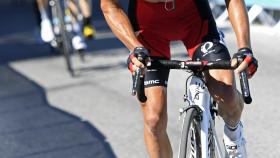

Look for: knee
[207,70,238,108]
[219,86,243,114]
[145,113,161,134]
[141,87,167,135]
[144,112,166,136]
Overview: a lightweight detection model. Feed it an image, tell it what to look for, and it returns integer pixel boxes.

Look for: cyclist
[101,0,258,157]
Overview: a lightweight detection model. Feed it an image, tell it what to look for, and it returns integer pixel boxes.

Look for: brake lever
[131,68,142,96]
[236,57,252,104]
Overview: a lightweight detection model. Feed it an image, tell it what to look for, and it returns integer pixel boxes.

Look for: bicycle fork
[187,76,223,158]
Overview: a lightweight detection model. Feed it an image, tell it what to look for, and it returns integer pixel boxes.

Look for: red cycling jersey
[128,0,221,59]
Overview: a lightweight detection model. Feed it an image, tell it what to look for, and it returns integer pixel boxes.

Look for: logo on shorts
[201,42,215,57]
[144,80,160,86]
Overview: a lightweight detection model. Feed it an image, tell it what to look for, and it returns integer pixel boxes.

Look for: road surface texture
[0,1,279,158]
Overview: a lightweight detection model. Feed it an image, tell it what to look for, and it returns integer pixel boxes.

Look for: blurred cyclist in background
[33,0,95,50]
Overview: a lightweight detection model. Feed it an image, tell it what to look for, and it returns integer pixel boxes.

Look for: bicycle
[132,56,252,158]
[49,0,86,76]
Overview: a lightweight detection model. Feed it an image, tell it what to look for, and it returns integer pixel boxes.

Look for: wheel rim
[186,119,201,158]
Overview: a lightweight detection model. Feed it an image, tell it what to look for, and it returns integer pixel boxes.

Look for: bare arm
[100,0,143,51]
[225,0,251,49]
[226,0,259,77]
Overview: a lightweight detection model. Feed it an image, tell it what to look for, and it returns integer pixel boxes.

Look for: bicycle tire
[54,0,75,76]
[179,107,202,158]
[208,127,216,158]
[49,0,60,48]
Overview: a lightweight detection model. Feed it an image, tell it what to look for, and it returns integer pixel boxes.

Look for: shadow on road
[0,65,117,158]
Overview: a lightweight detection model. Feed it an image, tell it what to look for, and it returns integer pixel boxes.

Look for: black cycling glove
[233,48,258,78]
[127,47,150,73]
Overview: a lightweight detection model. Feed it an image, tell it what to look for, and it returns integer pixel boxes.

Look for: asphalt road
[0,2,280,158]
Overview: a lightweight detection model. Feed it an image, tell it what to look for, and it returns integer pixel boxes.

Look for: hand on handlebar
[127,47,151,75]
[231,48,258,79]
[128,47,150,102]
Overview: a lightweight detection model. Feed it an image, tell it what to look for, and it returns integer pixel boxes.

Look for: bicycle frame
[186,74,223,158]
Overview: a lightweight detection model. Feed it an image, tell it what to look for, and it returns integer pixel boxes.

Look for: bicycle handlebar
[131,68,147,102]
[131,59,252,104]
[239,68,252,104]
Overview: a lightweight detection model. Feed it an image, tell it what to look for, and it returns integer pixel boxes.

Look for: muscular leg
[140,86,172,158]
[36,0,48,19]
[79,0,91,18]
[68,0,91,18]
[68,0,79,17]
[189,41,244,127]
[205,69,244,127]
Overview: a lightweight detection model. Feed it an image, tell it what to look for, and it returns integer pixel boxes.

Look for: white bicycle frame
[186,75,224,158]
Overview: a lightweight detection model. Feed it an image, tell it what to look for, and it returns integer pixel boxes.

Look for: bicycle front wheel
[55,0,75,76]
[179,107,202,158]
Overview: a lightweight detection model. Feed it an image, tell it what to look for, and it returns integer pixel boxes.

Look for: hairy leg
[141,86,172,158]
[205,69,244,127]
